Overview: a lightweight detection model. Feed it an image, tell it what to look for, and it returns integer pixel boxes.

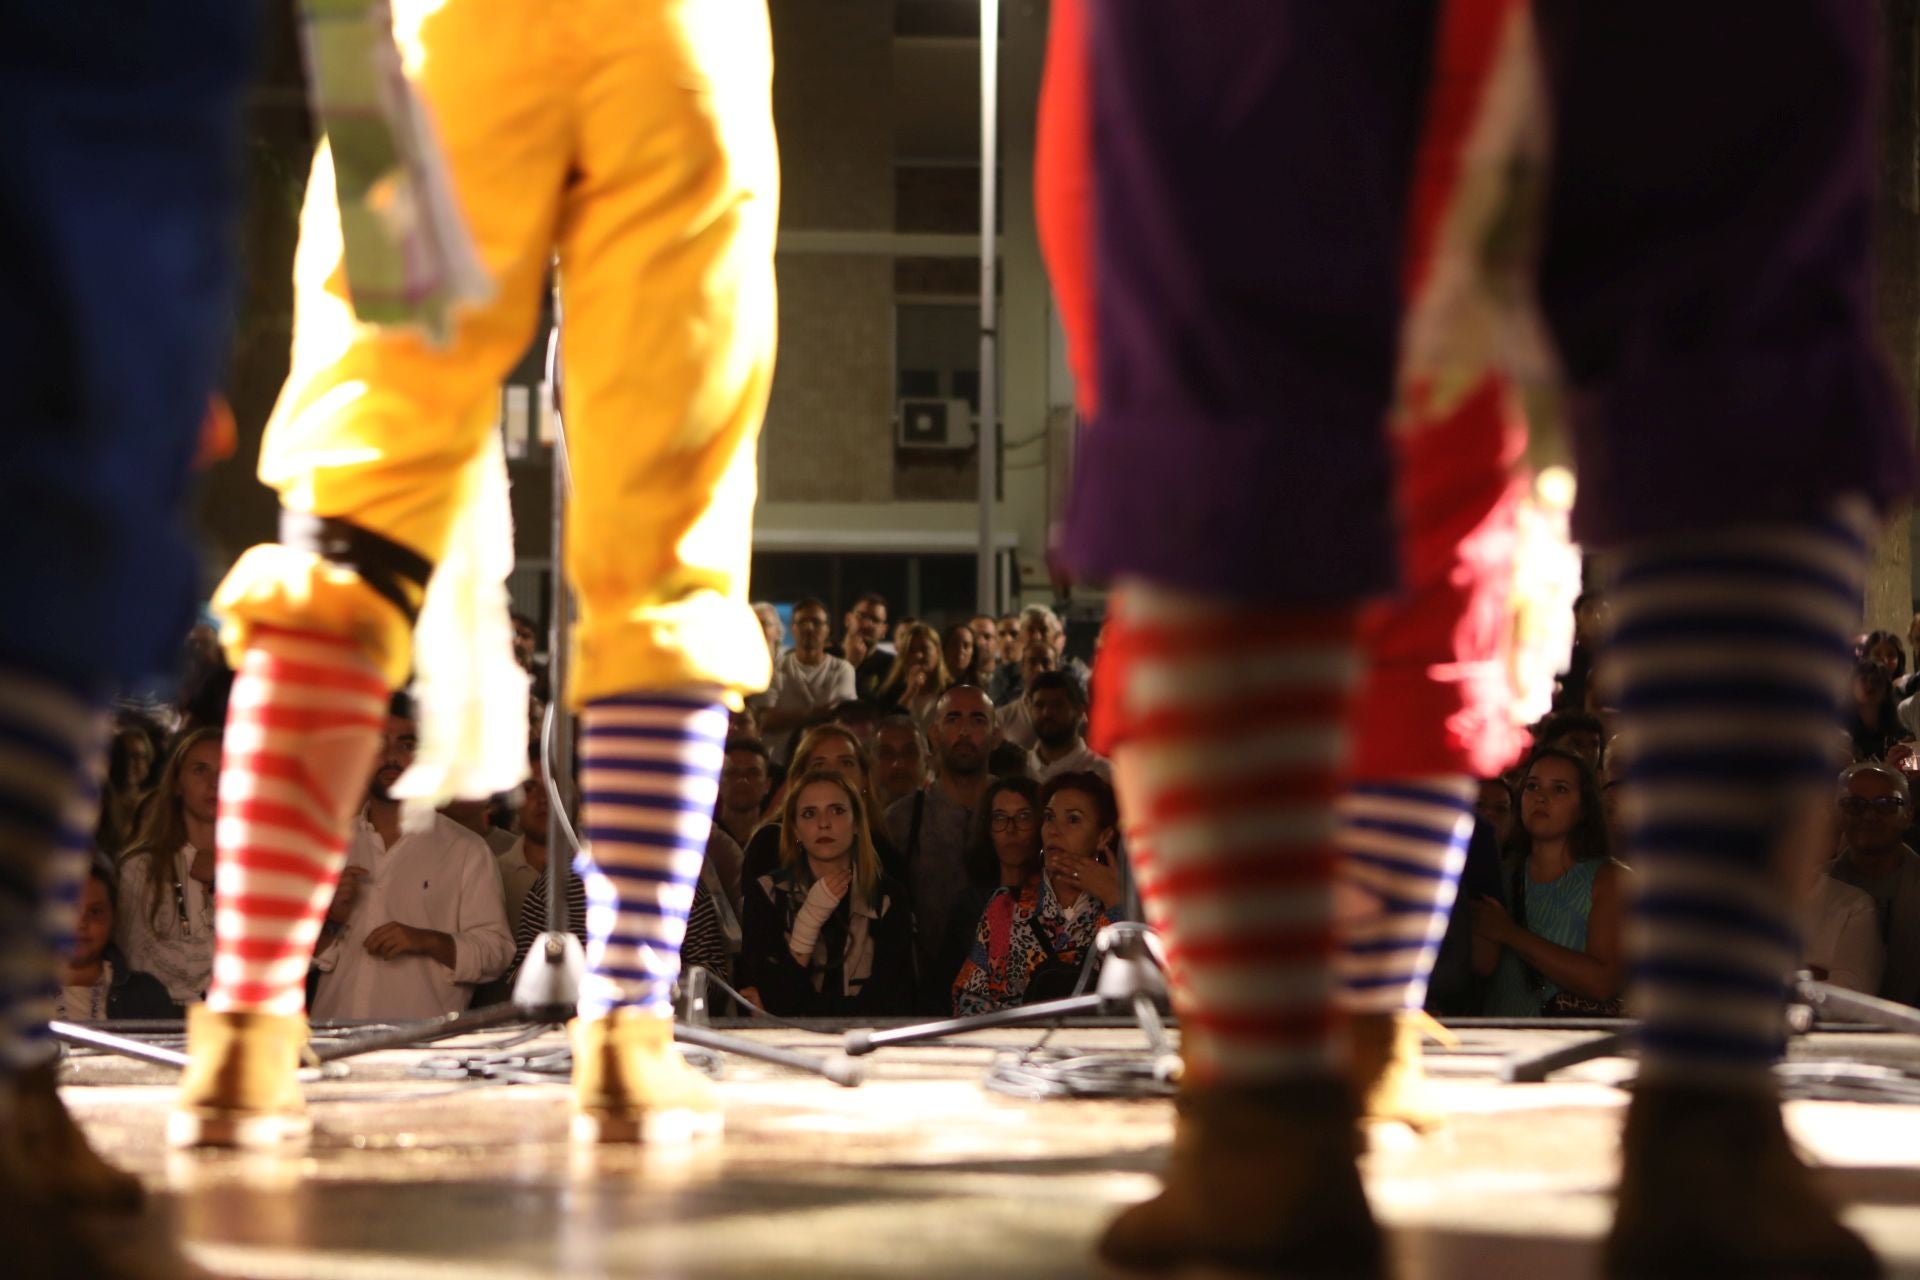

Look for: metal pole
[976,0,1001,615]
[544,307,573,939]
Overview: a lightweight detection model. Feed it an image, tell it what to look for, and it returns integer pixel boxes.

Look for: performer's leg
[174,0,569,1147]
[554,0,777,1143]
[1061,2,1441,1273]
[0,678,141,1210]
[1599,505,1879,1277]
[1096,585,1380,1276]
[1,0,254,1248]
[1534,5,1912,1274]
[1332,776,1474,1128]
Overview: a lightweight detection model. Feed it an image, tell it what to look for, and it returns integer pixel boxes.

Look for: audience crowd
[74,594,1920,1028]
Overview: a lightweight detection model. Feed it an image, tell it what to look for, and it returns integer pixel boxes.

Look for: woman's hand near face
[1073,850,1123,906]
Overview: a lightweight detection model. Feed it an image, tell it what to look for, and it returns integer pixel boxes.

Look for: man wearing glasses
[1830,763,1920,1006]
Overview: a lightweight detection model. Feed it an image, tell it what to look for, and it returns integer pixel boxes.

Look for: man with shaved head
[886,685,1001,1008]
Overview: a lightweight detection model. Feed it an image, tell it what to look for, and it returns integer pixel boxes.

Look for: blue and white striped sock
[0,668,106,1077]
[1604,498,1874,1090]
[576,689,729,1021]
[1334,776,1476,1013]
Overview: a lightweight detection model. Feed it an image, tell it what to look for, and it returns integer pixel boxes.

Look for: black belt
[279,511,433,626]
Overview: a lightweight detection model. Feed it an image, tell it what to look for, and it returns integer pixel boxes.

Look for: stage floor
[49,1021,1920,1279]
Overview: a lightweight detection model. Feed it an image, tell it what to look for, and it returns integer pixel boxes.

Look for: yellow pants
[217,0,778,706]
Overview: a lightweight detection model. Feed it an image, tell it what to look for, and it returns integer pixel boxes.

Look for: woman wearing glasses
[952,772,1121,1015]
[114,729,222,1006]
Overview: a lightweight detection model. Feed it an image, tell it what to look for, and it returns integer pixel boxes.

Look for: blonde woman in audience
[735,769,914,1017]
[115,728,222,1006]
[743,723,903,883]
[873,621,953,727]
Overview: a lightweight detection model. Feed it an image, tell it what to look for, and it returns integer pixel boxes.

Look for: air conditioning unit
[896,398,975,450]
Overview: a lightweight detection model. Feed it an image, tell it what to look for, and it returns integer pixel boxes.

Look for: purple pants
[1061,1,1914,602]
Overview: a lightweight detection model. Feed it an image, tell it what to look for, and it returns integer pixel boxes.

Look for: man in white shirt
[760,597,855,760]
[312,709,513,1021]
[1024,671,1112,784]
[1803,870,1883,996]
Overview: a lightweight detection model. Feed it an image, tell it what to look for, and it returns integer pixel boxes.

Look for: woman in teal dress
[1472,747,1629,1016]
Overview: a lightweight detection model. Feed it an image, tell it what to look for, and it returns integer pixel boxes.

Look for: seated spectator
[743,724,903,884]
[495,753,554,949]
[1802,856,1884,997]
[998,640,1058,751]
[830,697,883,747]
[681,878,734,996]
[1906,615,1920,697]
[1423,817,1504,1018]
[115,728,221,1006]
[953,772,1122,1014]
[939,777,1042,1007]
[173,636,234,735]
[97,714,160,856]
[716,736,775,848]
[313,695,514,1020]
[60,864,178,1021]
[505,851,730,1007]
[970,614,1002,690]
[441,797,511,854]
[1848,656,1908,761]
[507,859,587,985]
[989,741,1035,780]
[509,610,539,673]
[942,621,987,690]
[871,715,930,812]
[1860,627,1904,672]
[1474,776,1516,851]
[1024,670,1111,783]
[1534,710,1606,771]
[832,592,894,699]
[1472,748,1628,1016]
[886,686,1000,1009]
[989,605,1051,706]
[760,597,856,762]
[966,777,1045,894]
[736,769,914,1017]
[997,611,1022,672]
[753,600,786,659]
[1828,762,1920,1005]
[871,621,952,725]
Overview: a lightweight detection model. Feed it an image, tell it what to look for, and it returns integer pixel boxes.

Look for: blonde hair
[118,727,221,932]
[877,621,952,704]
[778,769,883,907]
[788,723,888,823]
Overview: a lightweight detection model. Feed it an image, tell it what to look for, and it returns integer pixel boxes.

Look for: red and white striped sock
[205,628,389,1016]
[1095,581,1360,1086]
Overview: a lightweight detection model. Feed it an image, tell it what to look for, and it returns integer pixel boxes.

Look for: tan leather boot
[1096,1076,1383,1278]
[167,1006,311,1149]
[1346,1009,1455,1133]
[0,1061,143,1210]
[570,1009,721,1144]
[1604,1083,1881,1279]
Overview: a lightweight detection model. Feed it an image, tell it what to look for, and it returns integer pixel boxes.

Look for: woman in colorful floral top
[952,771,1122,1014]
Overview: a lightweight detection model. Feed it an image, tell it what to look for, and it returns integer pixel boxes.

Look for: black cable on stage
[975,935,1178,1102]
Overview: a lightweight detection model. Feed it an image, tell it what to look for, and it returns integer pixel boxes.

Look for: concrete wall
[204,0,1084,619]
